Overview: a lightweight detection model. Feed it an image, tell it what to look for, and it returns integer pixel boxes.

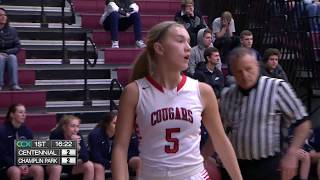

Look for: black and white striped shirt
[220,76,308,160]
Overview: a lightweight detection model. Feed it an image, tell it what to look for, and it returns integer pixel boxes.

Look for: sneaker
[11,85,23,91]
[136,40,146,48]
[111,41,119,48]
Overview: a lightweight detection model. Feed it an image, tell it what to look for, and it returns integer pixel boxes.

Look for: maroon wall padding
[0,113,56,133]
[4,70,35,85]
[116,68,132,86]
[0,92,11,108]
[24,114,56,132]
[75,0,104,14]
[17,48,26,64]
[93,31,147,46]
[0,91,46,108]
[104,48,142,64]
[18,70,36,85]
[137,1,180,15]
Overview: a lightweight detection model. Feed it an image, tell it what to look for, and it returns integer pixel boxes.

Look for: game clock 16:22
[51,140,76,148]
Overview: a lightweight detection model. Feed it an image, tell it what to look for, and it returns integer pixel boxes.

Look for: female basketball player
[112,21,242,180]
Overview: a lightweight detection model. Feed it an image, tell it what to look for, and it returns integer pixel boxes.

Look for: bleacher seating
[0,0,183,139]
[0,0,319,179]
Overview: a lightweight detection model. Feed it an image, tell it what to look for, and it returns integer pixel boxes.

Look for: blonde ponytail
[130,49,150,82]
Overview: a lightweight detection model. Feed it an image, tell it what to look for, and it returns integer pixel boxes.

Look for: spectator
[99,0,146,48]
[174,0,207,47]
[0,8,22,91]
[111,21,242,180]
[88,113,116,180]
[46,115,94,180]
[308,127,320,179]
[0,104,44,180]
[239,30,262,61]
[287,125,311,180]
[219,47,311,180]
[193,47,224,98]
[304,0,320,17]
[260,48,289,82]
[127,134,141,180]
[212,11,238,63]
[88,112,141,180]
[187,28,222,76]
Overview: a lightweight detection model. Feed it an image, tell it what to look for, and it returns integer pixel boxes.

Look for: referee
[219,47,311,180]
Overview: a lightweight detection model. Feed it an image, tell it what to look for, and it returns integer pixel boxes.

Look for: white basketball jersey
[135,75,204,178]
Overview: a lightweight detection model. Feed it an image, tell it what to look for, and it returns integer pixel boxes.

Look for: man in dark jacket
[174,0,207,47]
[193,47,224,98]
[0,8,22,90]
[260,48,289,82]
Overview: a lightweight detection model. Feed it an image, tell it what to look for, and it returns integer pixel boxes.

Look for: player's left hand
[280,149,298,180]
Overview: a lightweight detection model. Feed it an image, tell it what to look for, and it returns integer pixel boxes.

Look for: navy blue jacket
[88,127,139,168]
[308,128,320,152]
[128,135,139,159]
[174,10,207,34]
[0,26,21,55]
[0,121,33,167]
[88,127,113,168]
[49,128,89,162]
[193,62,225,98]
[260,64,289,82]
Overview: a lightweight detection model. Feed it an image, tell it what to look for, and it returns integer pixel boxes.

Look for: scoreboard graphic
[15,140,78,165]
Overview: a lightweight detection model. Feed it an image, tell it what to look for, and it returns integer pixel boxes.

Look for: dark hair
[5,103,25,123]
[96,112,117,130]
[204,47,219,63]
[240,30,253,39]
[228,47,256,68]
[262,48,280,62]
[0,8,9,27]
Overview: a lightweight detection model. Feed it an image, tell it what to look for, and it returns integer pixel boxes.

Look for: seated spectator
[127,134,141,180]
[287,125,311,180]
[88,112,141,180]
[46,115,94,180]
[260,48,289,82]
[0,104,44,180]
[99,0,146,48]
[174,0,207,47]
[0,8,22,91]
[308,127,320,179]
[239,30,262,61]
[88,113,116,180]
[304,0,320,17]
[211,11,238,63]
[187,28,221,75]
[193,47,224,98]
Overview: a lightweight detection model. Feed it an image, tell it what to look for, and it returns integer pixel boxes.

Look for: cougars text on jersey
[151,107,193,126]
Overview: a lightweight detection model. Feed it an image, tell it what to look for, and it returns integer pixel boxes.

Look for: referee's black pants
[221,154,281,180]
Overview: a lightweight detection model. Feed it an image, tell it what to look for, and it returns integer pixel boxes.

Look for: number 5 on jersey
[165,128,180,153]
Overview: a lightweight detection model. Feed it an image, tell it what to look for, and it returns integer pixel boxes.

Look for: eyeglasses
[0,14,7,17]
